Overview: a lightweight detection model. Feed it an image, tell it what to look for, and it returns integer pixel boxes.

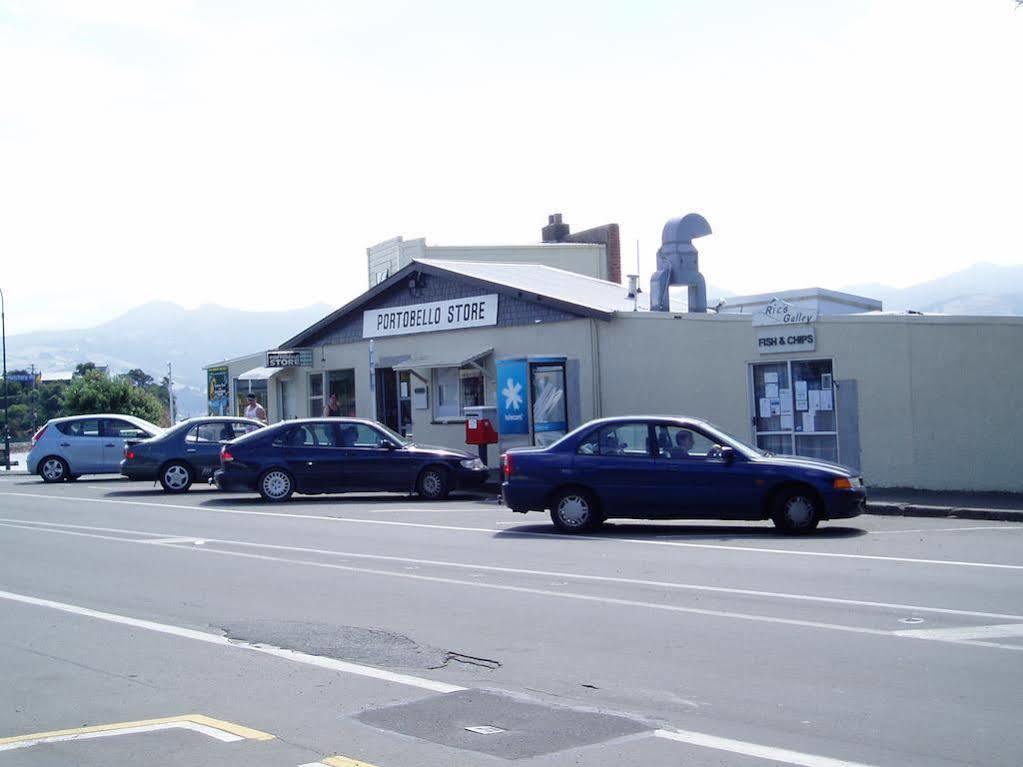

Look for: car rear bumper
[826,489,867,519]
[213,468,258,493]
[501,481,548,513]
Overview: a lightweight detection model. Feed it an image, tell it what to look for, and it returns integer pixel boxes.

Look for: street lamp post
[1,287,9,471]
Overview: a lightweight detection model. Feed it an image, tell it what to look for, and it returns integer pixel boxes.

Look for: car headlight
[460,458,486,470]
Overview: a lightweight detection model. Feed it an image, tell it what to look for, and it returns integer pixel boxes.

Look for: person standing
[323,392,341,417]
[244,393,268,423]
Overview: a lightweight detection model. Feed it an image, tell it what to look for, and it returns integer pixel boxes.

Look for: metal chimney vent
[650,213,712,313]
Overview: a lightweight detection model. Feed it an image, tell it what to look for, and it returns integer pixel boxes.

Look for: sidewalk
[864,487,1023,523]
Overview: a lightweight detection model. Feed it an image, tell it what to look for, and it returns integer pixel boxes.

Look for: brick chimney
[540,213,622,284]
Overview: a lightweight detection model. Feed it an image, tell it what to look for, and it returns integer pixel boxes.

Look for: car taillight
[221,448,234,462]
[125,449,136,460]
[31,426,47,445]
[501,452,513,478]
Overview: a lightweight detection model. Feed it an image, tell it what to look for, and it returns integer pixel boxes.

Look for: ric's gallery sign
[363,294,499,338]
[752,298,818,327]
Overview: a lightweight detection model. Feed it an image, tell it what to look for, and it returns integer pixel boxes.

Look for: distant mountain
[841,263,1023,315]
[6,302,333,418]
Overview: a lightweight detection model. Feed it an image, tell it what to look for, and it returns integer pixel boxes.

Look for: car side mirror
[381,440,397,451]
[720,446,736,464]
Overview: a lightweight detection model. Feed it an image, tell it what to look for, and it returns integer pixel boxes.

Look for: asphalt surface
[1,474,1021,767]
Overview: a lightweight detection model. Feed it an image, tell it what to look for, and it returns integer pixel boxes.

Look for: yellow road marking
[0,714,274,748]
[321,756,382,767]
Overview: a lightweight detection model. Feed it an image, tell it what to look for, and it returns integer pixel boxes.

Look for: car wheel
[259,469,294,502]
[159,461,193,493]
[772,488,821,534]
[550,488,601,533]
[417,466,450,500]
[39,456,69,483]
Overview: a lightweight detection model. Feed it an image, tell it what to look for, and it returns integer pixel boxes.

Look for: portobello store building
[203,216,1023,493]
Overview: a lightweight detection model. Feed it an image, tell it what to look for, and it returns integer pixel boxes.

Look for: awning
[392,348,493,371]
[237,366,286,381]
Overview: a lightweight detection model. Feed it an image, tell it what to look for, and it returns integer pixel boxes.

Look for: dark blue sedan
[501,416,866,534]
[121,416,265,492]
[213,418,489,502]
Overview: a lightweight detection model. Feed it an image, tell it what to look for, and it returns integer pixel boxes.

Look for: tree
[74,362,99,377]
[125,368,155,388]
[61,370,165,426]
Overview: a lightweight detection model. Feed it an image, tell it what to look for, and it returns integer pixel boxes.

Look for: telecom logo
[502,378,524,419]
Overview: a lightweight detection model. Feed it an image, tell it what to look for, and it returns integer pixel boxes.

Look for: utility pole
[1,287,9,471]
[29,364,37,434]
[166,362,175,424]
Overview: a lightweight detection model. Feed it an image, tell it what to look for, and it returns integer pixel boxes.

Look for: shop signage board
[266,349,313,367]
[756,329,816,354]
[7,373,37,383]
[752,298,818,327]
[496,358,530,435]
[363,294,499,338]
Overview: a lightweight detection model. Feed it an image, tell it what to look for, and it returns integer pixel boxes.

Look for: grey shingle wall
[303,273,580,347]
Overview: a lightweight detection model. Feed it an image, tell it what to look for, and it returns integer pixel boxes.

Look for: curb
[865,503,1023,523]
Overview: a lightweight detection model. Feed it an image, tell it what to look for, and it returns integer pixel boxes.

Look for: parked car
[120,416,265,492]
[213,418,489,502]
[27,414,163,483]
[501,416,866,534]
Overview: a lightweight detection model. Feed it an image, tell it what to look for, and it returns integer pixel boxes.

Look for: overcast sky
[1,0,1020,335]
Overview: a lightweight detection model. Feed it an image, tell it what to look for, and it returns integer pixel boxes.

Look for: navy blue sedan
[213,418,489,502]
[501,416,866,534]
[121,417,265,492]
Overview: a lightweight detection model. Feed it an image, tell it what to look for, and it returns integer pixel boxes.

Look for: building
[204,214,1023,493]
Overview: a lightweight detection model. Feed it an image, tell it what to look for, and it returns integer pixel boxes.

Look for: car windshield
[697,421,770,458]
[371,422,411,446]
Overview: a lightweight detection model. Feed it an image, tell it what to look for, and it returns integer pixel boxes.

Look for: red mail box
[465,417,499,445]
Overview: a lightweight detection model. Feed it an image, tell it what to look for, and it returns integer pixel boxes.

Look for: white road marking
[894,623,1023,641]
[0,589,464,694]
[870,525,1023,535]
[0,722,242,752]
[655,728,877,767]
[3,523,1021,650]
[3,517,1022,622]
[3,491,1021,570]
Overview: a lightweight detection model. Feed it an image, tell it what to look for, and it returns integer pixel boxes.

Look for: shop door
[375,367,399,431]
[397,371,413,437]
[750,359,839,463]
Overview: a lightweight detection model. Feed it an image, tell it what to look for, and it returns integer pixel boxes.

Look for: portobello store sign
[363,294,499,338]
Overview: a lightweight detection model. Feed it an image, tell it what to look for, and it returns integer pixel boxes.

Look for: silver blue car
[27,414,163,482]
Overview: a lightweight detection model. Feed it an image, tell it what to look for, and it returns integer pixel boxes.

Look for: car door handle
[186,448,197,453]
[104,443,116,448]
[60,442,70,447]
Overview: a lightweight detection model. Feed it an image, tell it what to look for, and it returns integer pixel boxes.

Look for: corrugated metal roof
[414,258,636,314]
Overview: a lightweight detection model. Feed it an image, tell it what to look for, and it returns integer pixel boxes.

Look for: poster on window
[531,362,568,446]
[207,367,229,415]
[496,359,529,435]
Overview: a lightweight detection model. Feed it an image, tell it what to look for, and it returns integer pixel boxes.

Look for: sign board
[756,329,816,354]
[266,349,313,367]
[363,294,499,339]
[7,373,37,383]
[752,298,818,327]
[496,358,529,435]
[207,367,230,415]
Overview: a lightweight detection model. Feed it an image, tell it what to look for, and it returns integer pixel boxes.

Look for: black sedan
[121,417,265,492]
[213,418,489,502]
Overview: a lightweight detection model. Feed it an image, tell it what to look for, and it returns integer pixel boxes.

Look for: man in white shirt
[244,393,268,423]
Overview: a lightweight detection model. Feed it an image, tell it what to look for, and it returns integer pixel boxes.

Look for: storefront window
[328,369,356,416]
[308,372,324,418]
[234,380,268,418]
[433,366,484,420]
[750,359,838,463]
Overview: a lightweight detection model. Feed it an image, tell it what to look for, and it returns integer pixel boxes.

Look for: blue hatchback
[501,416,866,534]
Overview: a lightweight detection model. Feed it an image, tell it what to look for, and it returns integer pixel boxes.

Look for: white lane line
[894,623,1023,641]
[655,728,876,767]
[3,517,1020,623]
[2,490,1021,570]
[5,522,1022,650]
[871,525,1023,535]
[0,589,464,694]
[0,722,242,753]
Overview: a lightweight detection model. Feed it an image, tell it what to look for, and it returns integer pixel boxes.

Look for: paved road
[1,474,1021,767]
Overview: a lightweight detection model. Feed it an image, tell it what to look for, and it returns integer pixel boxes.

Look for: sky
[1,0,1021,335]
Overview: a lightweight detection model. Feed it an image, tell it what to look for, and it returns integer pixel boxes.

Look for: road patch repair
[356,688,649,759]
[0,714,274,753]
